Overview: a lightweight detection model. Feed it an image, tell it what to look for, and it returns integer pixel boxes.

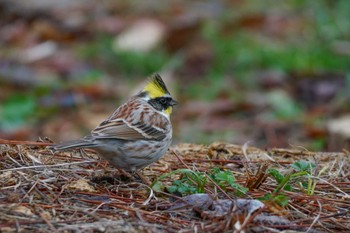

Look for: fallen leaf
[64,179,97,192]
[0,171,17,186]
[40,210,52,220]
[10,205,34,216]
[0,170,13,180]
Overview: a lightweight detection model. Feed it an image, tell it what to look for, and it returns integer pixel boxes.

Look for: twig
[0,139,52,146]
[307,199,322,232]
[1,160,95,172]
[21,180,39,202]
[233,206,266,233]
[310,176,350,198]
[40,212,59,233]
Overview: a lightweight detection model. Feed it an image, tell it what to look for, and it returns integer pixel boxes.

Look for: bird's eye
[159,98,167,105]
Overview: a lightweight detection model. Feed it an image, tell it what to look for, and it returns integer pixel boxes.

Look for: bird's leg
[135,171,151,185]
[118,169,134,180]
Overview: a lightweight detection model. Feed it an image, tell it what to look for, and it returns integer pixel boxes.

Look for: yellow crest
[143,74,169,99]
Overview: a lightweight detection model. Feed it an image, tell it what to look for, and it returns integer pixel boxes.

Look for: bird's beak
[170,99,178,106]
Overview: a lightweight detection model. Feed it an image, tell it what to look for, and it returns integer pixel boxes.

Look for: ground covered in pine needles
[0,139,349,232]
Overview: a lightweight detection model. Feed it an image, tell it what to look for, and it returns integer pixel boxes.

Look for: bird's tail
[48,139,96,152]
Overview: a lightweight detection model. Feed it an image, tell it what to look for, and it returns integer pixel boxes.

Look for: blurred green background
[1,0,350,151]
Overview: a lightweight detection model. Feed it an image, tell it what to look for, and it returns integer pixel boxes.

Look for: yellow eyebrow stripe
[144,81,166,98]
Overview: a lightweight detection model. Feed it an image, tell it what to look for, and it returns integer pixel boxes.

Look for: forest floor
[1,140,349,232]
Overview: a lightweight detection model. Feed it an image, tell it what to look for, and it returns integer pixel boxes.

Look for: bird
[49,74,177,173]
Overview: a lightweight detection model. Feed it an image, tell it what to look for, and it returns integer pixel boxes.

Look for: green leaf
[151,181,163,192]
[267,168,292,191]
[167,185,177,193]
[291,161,316,173]
[210,167,247,196]
[231,183,249,196]
[273,194,290,207]
[268,168,284,184]
[258,193,289,207]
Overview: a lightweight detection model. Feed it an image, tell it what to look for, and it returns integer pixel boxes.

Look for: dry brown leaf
[10,205,34,216]
[0,171,17,186]
[64,178,97,192]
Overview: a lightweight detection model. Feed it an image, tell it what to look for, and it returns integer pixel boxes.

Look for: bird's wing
[90,99,168,141]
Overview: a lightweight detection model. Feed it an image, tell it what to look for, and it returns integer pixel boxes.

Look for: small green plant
[259,193,290,207]
[268,160,316,194]
[167,179,201,195]
[209,167,248,196]
[151,167,248,196]
[291,160,327,195]
[151,169,207,195]
[262,160,319,206]
[291,160,316,172]
[168,170,207,195]
[267,168,292,191]
[268,160,318,195]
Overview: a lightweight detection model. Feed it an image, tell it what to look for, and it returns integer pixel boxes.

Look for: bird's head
[139,74,177,117]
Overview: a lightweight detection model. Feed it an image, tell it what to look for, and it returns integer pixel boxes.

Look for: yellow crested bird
[49,74,177,172]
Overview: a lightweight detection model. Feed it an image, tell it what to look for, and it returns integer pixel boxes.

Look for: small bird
[49,74,177,172]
